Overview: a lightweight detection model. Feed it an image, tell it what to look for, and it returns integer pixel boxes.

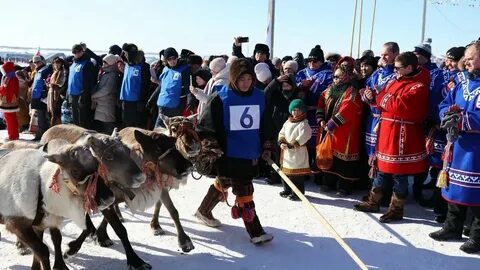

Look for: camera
[238,37,249,43]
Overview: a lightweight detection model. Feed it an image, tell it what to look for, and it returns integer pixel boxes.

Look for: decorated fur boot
[195,184,223,227]
[354,187,383,213]
[379,193,406,223]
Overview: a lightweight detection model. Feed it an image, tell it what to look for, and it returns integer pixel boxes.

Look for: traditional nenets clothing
[278,99,312,201]
[429,52,480,254]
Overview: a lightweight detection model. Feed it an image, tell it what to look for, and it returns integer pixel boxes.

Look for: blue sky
[1,0,478,58]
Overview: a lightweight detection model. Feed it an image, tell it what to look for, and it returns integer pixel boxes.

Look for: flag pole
[357,0,364,58]
[267,0,275,58]
[350,0,359,57]
[369,0,377,50]
[421,0,427,43]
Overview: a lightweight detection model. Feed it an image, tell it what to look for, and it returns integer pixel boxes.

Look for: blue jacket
[439,72,480,206]
[157,65,189,108]
[31,64,53,99]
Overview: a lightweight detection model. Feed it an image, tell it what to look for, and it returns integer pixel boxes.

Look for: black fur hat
[307,45,324,62]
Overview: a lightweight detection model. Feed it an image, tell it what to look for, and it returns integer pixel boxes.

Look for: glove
[446,126,459,142]
[325,119,337,132]
[440,112,462,130]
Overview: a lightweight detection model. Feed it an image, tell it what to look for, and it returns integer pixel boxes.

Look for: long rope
[266,157,369,270]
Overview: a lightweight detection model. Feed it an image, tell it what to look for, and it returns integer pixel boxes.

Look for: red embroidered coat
[375,67,430,174]
[0,62,20,112]
[317,85,363,162]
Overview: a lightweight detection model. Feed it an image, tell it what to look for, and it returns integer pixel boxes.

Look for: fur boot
[354,187,383,212]
[195,184,223,227]
[379,193,406,223]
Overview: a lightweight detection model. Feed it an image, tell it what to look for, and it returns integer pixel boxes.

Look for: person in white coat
[278,99,312,201]
[190,57,230,115]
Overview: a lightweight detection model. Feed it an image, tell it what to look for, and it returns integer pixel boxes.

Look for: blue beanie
[289,99,306,114]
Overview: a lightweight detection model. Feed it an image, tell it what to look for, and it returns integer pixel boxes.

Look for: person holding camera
[232,36,279,78]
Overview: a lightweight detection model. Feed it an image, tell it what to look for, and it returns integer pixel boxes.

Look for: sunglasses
[167,56,178,61]
[307,59,319,63]
[394,65,405,70]
[72,50,82,54]
[333,75,342,79]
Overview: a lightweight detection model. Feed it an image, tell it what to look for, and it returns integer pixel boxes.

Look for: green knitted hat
[289,99,306,114]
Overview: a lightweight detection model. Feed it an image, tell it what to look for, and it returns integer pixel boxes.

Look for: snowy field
[0,130,479,270]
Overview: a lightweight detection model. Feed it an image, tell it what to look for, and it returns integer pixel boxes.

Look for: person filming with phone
[232,36,279,78]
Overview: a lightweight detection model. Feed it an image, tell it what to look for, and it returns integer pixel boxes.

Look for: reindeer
[63,115,202,258]
[0,139,116,270]
[40,125,152,270]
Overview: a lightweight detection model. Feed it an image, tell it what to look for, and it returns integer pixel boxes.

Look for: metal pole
[369,0,377,50]
[268,0,275,58]
[357,0,364,58]
[350,0,359,57]
[421,0,427,43]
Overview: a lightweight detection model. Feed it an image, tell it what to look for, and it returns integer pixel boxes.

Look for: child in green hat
[278,99,312,201]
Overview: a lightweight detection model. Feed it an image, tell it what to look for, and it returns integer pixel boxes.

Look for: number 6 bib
[229,105,260,131]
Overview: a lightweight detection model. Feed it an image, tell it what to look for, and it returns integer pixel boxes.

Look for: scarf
[288,112,307,123]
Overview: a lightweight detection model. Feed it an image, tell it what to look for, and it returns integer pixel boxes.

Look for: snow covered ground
[0,130,479,270]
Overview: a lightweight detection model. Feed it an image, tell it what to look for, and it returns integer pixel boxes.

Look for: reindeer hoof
[152,227,165,236]
[128,262,152,270]
[16,241,32,256]
[97,238,114,247]
[180,240,195,253]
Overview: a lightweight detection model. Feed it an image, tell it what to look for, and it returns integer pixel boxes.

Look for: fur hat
[229,58,255,91]
[446,47,466,62]
[181,49,195,59]
[282,56,293,62]
[272,57,282,65]
[188,54,203,65]
[209,57,226,73]
[193,69,212,86]
[283,60,299,74]
[71,44,83,53]
[414,43,432,59]
[307,45,325,62]
[227,55,238,64]
[109,45,122,56]
[254,63,272,82]
[103,54,119,66]
[359,55,378,70]
[32,55,46,64]
[288,99,306,114]
[164,47,179,59]
[254,43,270,57]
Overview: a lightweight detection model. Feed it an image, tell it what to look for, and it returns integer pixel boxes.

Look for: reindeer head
[157,114,202,160]
[80,133,146,192]
[134,129,192,179]
[45,140,115,211]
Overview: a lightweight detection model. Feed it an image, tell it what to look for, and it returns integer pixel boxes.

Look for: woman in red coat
[0,62,20,140]
[316,57,363,196]
[355,52,430,223]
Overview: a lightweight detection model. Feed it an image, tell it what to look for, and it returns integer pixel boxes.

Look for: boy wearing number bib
[194,59,274,245]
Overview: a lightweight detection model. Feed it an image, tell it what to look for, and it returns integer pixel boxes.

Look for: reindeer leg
[64,214,97,258]
[50,228,69,270]
[15,237,32,255]
[96,216,114,247]
[114,204,124,223]
[160,188,194,253]
[150,200,165,236]
[6,221,50,270]
[102,206,152,270]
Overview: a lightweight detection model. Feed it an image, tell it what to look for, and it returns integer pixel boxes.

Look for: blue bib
[120,64,142,101]
[67,60,87,96]
[31,66,49,99]
[157,65,188,108]
[218,86,265,160]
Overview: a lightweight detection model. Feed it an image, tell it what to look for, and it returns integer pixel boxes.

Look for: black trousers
[444,203,480,242]
[282,175,305,194]
[70,95,92,129]
[122,101,146,128]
